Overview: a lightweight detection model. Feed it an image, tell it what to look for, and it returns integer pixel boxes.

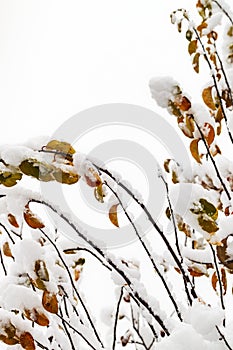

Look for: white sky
[0,0,206,144]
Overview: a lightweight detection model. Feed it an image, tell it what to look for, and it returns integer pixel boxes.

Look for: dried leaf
[198,215,218,234]
[94,184,105,203]
[202,86,216,110]
[193,52,200,73]
[188,40,198,55]
[221,268,227,295]
[74,269,81,281]
[188,266,205,277]
[24,309,49,327]
[109,204,119,227]
[84,168,102,187]
[217,236,233,270]
[179,96,192,111]
[8,213,19,228]
[42,291,58,314]
[20,332,35,350]
[211,271,218,292]
[0,334,19,345]
[45,140,75,155]
[35,260,49,282]
[215,107,224,123]
[3,242,13,258]
[190,139,202,163]
[0,171,22,187]
[24,204,45,229]
[53,169,80,185]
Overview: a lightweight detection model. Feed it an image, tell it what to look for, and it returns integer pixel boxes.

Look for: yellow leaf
[45,140,75,154]
[202,86,216,110]
[109,204,119,227]
[42,291,58,314]
[190,139,202,163]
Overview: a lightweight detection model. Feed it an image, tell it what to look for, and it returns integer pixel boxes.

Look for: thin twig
[193,118,231,201]
[59,307,76,350]
[212,0,233,26]
[31,199,169,336]
[112,287,124,350]
[96,165,197,303]
[39,228,104,348]
[63,247,111,271]
[0,248,7,276]
[56,313,98,350]
[105,180,183,320]
[209,244,225,324]
[216,325,233,350]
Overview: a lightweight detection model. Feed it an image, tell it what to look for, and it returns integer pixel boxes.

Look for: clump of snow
[0,145,35,167]
[149,76,179,108]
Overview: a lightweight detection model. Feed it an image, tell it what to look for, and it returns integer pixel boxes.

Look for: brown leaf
[3,242,13,258]
[42,291,58,314]
[211,271,218,292]
[188,40,198,55]
[0,334,19,345]
[215,107,224,123]
[190,139,202,163]
[109,204,119,227]
[24,309,49,327]
[202,123,215,146]
[20,332,35,350]
[221,268,227,295]
[217,236,233,270]
[202,86,216,110]
[193,52,200,73]
[24,204,45,229]
[74,269,81,281]
[8,213,19,228]
[188,266,205,277]
[179,96,191,111]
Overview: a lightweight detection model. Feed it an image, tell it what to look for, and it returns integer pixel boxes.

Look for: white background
[0,0,206,144]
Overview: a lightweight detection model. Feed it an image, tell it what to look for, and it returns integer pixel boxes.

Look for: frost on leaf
[24,308,49,327]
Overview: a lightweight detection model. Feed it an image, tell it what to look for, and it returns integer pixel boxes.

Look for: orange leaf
[74,269,81,281]
[188,267,205,277]
[202,86,216,110]
[109,204,119,227]
[190,139,202,163]
[24,204,45,229]
[179,96,191,111]
[24,309,49,327]
[203,123,215,146]
[42,291,58,314]
[211,271,218,292]
[8,213,19,228]
[3,242,13,258]
[20,332,35,350]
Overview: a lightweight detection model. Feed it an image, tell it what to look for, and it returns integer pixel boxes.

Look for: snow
[149,76,179,108]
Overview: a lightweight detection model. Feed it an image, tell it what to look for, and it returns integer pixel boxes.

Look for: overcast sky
[0,0,208,144]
